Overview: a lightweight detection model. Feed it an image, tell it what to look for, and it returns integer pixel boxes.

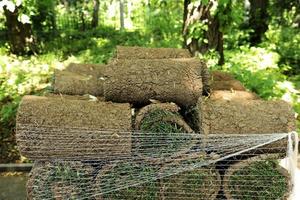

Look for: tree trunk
[249,0,269,45]
[3,5,36,55]
[182,0,191,44]
[91,0,100,28]
[80,11,86,31]
[182,0,225,65]
[119,0,125,30]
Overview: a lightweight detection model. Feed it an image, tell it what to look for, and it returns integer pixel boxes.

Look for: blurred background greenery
[0,0,299,163]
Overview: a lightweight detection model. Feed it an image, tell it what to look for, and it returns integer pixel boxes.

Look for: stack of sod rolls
[16,46,297,200]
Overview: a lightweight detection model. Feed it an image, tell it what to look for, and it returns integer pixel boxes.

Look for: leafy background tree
[0,0,299,163]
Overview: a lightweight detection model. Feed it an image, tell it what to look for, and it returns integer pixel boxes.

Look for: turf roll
[210,70,246,91]
[210,80,246,91]
[94,161,160,200]
[223,154,291,200]
[210,90,259,101]
[160,155,221,200]
[27,161,94,200]
[211,71,235,81]
[115,46,191,59]
[16,95,132,160]
[196,98,296,154]
[104,58,204,107]
[133,103,195,163]
[197,99,296,135]
[53,63,106,96]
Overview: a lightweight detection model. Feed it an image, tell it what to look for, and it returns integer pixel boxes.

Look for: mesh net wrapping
[23,131,298,200]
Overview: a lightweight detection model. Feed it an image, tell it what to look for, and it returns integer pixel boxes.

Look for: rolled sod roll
[223,154,291,200]
[210,70,246,91]
[211,71,235,81]
[115,46,191,59]
[104,58,203,107]
[16,95,132,160]
[197,99,296,154]
[53,63,106,96]
[133,103,195,163]
[94,161,160,200]
[210,90,259,101]
[198,99,296,135]
[160,156,221,200]
[27,161,94,200]
[211,80,246,91]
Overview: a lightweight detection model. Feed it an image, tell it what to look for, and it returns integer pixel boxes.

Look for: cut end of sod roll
[133,103,195,163]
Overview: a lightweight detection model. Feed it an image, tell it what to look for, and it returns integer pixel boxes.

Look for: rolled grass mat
[115,46,191,59]
[211,71,235,81]
[104,58,203,107]
[27,161,93,200]
[53,63,106,96]
[198,99,296,135]
[210,80,246,91]
[210,90,259,101]
[223,154,291,200]
[16,95,132,160]
[133,103,195,163]
[197,99,296,154]
[160,155,221,200]
[94,161,160,200]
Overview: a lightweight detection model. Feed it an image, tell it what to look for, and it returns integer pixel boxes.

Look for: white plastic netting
[19,126,298,200]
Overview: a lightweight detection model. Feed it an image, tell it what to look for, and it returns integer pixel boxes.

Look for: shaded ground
[0,173,28,200]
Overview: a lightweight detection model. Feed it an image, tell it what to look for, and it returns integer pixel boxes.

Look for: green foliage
[144,0,183,48]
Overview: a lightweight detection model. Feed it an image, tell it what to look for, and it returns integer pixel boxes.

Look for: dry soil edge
[115,46,192,59]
